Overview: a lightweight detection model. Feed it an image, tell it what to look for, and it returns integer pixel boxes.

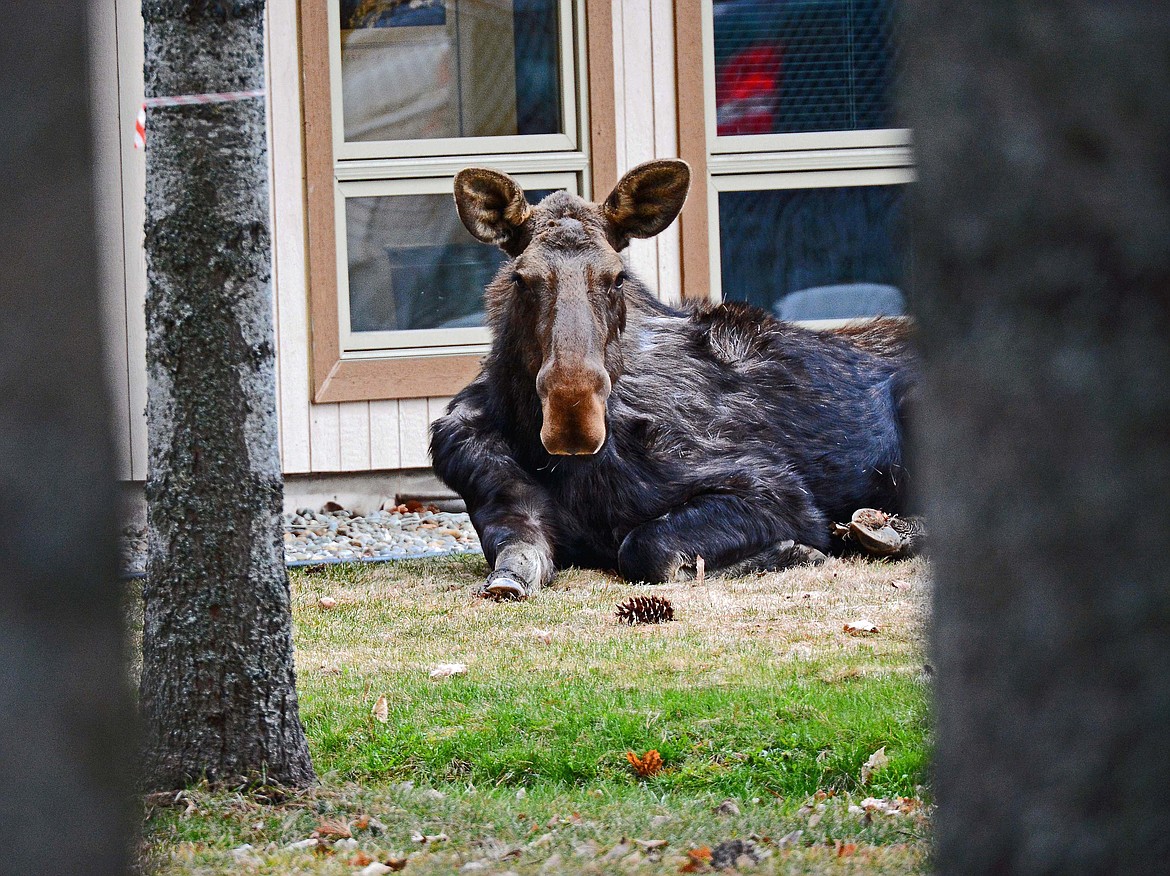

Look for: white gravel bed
[119,506,482,578]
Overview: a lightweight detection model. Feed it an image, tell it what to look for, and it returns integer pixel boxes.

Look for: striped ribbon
[132,89,267,150]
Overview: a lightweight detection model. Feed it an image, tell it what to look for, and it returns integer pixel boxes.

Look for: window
[677,0,913,325]
[304,0,610,402]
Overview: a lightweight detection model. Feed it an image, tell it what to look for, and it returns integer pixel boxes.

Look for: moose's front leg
[473,505,556,600]
[617,492,827,583]
[431,395,557,600]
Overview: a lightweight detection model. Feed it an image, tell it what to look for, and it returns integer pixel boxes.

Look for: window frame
[302,0,616,403]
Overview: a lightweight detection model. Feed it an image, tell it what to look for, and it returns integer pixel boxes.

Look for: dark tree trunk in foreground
[902,3,1170,872]
[139,0,314,789]
[0,2,135,872]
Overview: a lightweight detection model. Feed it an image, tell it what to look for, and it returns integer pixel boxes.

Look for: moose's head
[453,160,691,456]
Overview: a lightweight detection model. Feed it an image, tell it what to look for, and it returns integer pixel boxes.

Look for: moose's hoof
[480,571,531,601]
[840,508,926,558]
[795,545,828,565]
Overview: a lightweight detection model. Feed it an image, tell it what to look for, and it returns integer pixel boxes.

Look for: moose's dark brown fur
[431,160,917,599]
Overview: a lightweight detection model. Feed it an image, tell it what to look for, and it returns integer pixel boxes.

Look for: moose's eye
[613,272,626,290]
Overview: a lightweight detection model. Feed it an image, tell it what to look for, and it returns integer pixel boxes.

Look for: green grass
[142,554,933,874]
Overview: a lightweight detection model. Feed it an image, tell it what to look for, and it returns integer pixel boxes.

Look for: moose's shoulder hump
[690,300,789,366]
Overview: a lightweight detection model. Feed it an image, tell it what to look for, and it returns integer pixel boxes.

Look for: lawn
[141,554,933,874]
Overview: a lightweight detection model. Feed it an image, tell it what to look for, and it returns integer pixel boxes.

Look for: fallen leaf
[372,695,389,723]
[713,798,741,816]
[430,663,468,679]
[358,864,392,876]
[626,749,664,777]
[843,619,879,635]
[836,841,858,857]
[314,818,352,839]
[349,851,374,867]
[385,858,409,871]
[573,839,601,858]
[860,746,890,784]
[680,846,713,872]
[531,628,553,645]
[602,839,633,862]
[776,830,803,848]
[636,839,669,850]
[318,596,337,610]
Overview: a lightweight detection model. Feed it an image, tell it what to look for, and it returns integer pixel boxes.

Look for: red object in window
[716,44,782,136]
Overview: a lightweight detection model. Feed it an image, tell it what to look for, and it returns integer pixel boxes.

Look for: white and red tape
[132,89,266,150]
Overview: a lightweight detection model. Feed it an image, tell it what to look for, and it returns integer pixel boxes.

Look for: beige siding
[92,0,148,480]
[90,0,132,479]
[612,0,682,304]
[97,0,676,478]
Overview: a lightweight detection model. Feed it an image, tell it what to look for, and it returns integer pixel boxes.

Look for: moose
[430,160,917,599]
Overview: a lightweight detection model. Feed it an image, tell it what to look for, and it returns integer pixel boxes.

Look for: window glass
[346,189,555,333]
[339,0,563,143]
[713,0,896,136]
[718,185,907,320]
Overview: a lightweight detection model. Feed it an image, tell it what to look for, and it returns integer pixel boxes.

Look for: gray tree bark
[0,2,135,872]
[138,0,315,790]
[901,2,1170,872]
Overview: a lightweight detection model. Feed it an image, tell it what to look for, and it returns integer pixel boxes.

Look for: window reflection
[718,185,908,320]
[713,0,897,136]
[339,0,563,143]
[346,189,555,334]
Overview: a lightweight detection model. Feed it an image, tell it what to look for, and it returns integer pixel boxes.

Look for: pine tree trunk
[0,2,135,871]
[139,0,314,790]
[902,2,1170,871]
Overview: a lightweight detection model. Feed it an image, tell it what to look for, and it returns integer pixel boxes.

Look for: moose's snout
[537,365,611,456]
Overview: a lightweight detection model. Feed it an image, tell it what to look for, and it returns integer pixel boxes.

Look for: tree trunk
[902,2,1170,872]
[0,2,136,871]
[138,0,314,790]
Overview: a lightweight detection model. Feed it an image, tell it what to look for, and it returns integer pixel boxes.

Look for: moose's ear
[453,168,533,256]
[602,159,691,250]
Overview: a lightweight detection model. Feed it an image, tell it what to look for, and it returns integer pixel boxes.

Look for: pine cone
[616,594,675,625]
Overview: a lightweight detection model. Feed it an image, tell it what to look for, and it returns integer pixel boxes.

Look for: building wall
[94,0,679,480]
